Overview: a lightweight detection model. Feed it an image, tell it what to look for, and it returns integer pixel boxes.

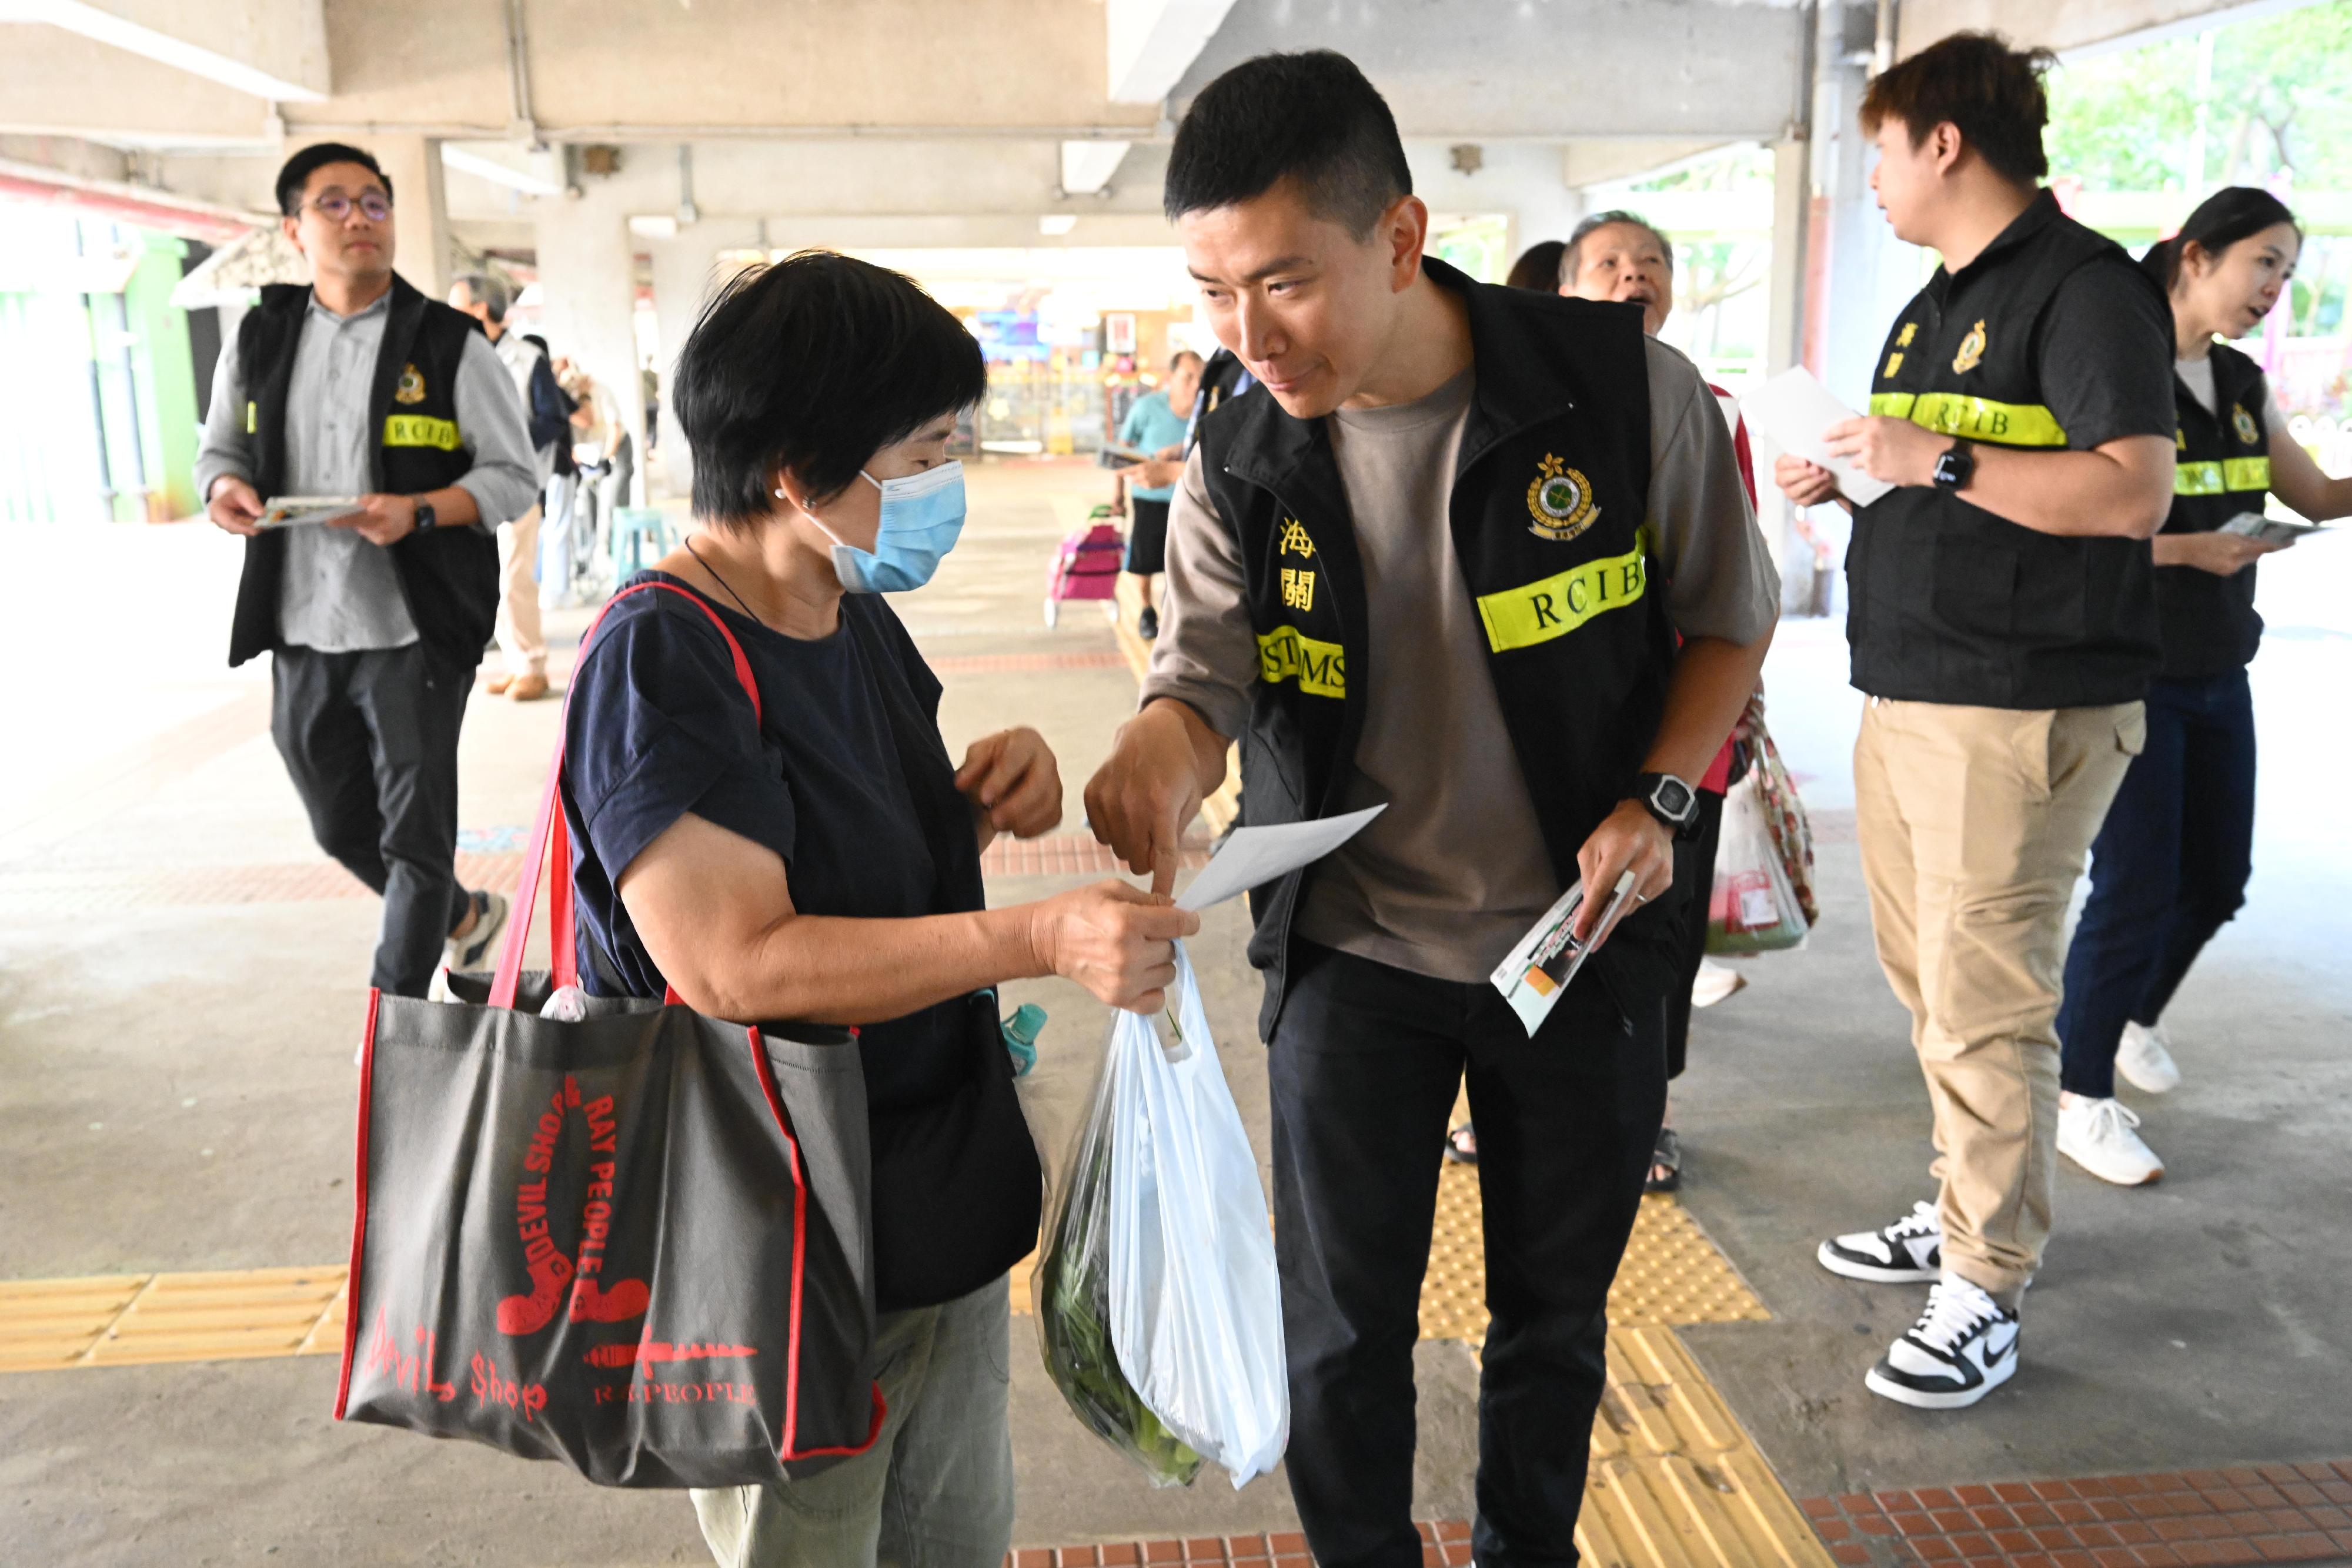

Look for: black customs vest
[226,273,500,667]
[2156,343,2272,679]
[1195,258,1681,1037]
[1850,193,2161,708]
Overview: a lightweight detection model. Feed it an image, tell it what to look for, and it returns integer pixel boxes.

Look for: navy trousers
[2056,671,2256,1099]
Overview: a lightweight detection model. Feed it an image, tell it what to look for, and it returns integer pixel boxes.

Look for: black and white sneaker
[446,889,510,974]
[1817,1199,1942,1283]
[1865,1274,2020,1409]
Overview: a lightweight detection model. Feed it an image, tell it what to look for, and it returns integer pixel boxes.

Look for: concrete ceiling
[0,0,2293,245]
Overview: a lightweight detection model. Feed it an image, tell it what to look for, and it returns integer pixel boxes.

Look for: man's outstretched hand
[1083,700,1227,896]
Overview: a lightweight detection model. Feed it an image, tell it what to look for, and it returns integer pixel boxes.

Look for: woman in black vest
[2055,188,2352,1188]
[560,253,1196,1566]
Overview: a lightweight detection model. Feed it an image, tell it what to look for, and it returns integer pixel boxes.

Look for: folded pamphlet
[1489,870,1639,1038]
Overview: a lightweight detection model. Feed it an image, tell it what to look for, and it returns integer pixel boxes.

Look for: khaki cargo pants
[1853,697,2145,1302]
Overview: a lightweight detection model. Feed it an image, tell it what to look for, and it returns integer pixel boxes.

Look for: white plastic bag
[1104,941,1288,1486]
[1707,772,1810,955]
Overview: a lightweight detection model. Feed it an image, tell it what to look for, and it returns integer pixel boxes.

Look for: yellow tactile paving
[1419,1164,1771,1348]
[0,1266,346,1372]
[0,1198,1817,1568]
[1581,1328,1835,1568]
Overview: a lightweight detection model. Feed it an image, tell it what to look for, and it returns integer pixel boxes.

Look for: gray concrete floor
[4,463,2350,1564]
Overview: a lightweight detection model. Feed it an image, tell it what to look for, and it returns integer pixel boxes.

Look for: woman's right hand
[1029,881,1200,1014]
[1774,453,1842,508]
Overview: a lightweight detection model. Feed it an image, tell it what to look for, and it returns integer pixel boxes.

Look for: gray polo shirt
[195,289,539,653]
[1142,337,1779,982]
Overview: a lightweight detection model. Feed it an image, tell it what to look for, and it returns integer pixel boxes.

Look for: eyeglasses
[306,191,392,223]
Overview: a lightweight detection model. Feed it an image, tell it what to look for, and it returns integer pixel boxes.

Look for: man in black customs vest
[1084,52,1776,1567]
[196,143,541,998]
[1773,34,2174,1410]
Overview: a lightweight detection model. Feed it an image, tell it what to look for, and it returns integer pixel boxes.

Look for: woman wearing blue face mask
[560,252,1198,1568]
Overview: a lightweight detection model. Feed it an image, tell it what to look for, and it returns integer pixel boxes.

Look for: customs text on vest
[2156,342,2272,679]
[1850,193,2161,708]
[1194,258,1681,1033]
[226,272,500,668]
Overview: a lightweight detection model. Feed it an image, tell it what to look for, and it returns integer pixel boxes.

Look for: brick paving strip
[1004,1523,1474,1568]
[1800,1462,2352,1568]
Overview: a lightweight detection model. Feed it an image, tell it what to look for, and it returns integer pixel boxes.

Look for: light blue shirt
[1118,390,1194,503]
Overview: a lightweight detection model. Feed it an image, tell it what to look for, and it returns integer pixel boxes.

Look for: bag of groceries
[1708,770,1811,955]
[1033,942,1287,1488]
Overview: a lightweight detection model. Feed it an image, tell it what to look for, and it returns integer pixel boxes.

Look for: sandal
[1444,1122,1478,1165]
[1646,1127,1682,1193]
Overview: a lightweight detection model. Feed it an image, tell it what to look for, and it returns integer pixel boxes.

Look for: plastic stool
[610,507,675,577]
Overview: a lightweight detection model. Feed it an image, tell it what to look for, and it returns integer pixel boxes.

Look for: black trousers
[1269,940,1666,1568]
[1661,788,1726,1082]
[270,643,476,998]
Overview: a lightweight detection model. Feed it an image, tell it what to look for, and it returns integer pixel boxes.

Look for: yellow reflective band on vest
[2171,456,2268,496]
[383,413,463,451]
[1869,392,2068,447]
[1475,529,1649,654]
[1257,624,1346,698]
[2174,461,2224,496]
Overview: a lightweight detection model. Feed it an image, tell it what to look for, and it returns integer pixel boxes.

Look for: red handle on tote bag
[487,579,762,1011]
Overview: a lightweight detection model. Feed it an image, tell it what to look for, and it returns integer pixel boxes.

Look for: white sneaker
[1817,1199,1942,1283]
[2117,1022,2181,1094]
[1865,1274,2020,1409]
[2059,1095,2164,1186]
[1691,959,1747,1008]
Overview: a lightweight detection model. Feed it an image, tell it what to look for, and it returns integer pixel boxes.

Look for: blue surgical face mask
[811,460,967,594]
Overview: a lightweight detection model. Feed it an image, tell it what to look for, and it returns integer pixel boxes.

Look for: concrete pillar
[1806,34,1886,404]
[534,188,645,513]
[1765,136,1816,610]
[646,219,763,504]
[369,135,451,301]
[1766,139,1808,377]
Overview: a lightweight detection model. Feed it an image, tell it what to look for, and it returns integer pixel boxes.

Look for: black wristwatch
[411,499,438,533]
[1932,440,1975,492]
[1632,772,1700,838]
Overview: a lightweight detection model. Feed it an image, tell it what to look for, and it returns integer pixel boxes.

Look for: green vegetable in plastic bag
[1033,1048,1204,1488]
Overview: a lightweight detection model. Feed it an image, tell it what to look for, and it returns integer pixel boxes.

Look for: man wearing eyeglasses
[195,142,542,1000]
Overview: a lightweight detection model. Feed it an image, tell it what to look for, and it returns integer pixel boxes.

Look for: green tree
[2047,0,2352,192]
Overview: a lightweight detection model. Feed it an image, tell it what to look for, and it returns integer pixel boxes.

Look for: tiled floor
[1799,1464,2352,1568]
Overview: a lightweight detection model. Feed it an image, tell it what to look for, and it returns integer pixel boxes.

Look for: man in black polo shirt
[1775,32,2174,1410]
[1087,50,1777,1566]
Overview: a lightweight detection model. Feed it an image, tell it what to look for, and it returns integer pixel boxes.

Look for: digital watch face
[1655,777,1695,821]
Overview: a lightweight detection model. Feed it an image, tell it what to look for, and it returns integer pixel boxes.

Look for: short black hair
[1164,50,1412,239]
[276,142,392,218]
[1862,32,2054,187]
[674,251,987,529]
[1561,211,1676,286]
[1505,240,1568,293]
